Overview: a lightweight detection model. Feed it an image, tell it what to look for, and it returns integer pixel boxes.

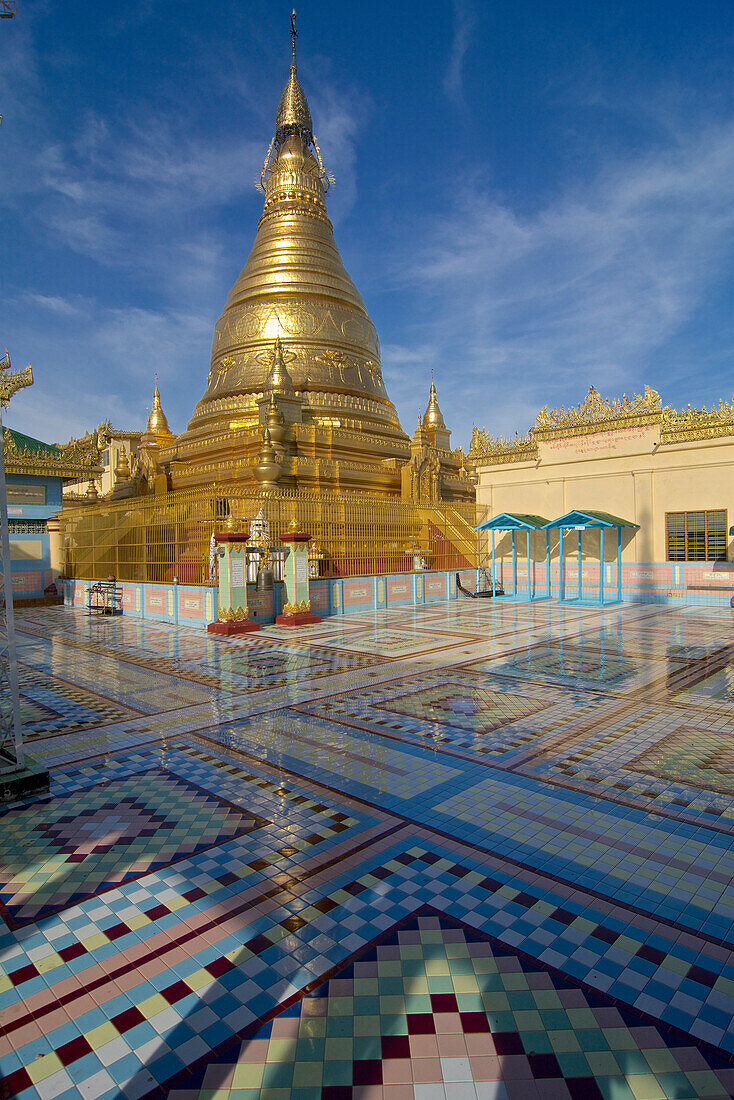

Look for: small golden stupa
[140,381,175,451]
[169,15,472,504]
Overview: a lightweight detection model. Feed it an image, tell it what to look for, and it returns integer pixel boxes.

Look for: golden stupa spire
[275,10,312,137]
[265,337,296,394]
[423,379,447,430]
[141,377,175,448]
[261,11,329,190]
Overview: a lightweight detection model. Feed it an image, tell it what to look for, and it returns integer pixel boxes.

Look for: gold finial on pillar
[114,446,131,483]
[253,427,282,487]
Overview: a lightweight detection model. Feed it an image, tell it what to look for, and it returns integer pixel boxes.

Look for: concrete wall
[62,560,734,622]
[7,474,64,599]
[476,425,734,563]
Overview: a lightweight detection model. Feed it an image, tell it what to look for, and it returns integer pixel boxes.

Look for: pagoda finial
[290,9,298,69]
[423,379,447,431]
[142,378,174,446]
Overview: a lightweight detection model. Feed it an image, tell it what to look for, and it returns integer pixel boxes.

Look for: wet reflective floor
[2,600,734,1099]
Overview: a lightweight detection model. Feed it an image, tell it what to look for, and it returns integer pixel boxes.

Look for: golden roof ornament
[142,379,175,446]
[0,351,33,409]
[264,338,296,394]
[275,10,313,137]
[423,380,447,430]
[266,393,287,446]
[253,427,282,486]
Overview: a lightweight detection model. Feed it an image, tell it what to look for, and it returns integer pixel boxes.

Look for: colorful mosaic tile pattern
[0,769,264,925]
[2,601,734,1100]
[14,662,140,740]
[167,911,734,1100]
[297,671,604,760]
[474,642,670,694]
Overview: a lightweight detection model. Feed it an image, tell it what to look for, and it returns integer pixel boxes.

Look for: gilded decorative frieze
[469,428,538,464]
[4,429,103,480]
[533,385,664,440]
[661,398,734,444]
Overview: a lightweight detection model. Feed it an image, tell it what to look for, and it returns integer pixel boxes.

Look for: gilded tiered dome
[171,20,410,493]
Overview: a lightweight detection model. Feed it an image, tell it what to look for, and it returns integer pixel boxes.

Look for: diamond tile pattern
[1,600,734,1100]
[167,913,734,1100]
[0,769,263,925]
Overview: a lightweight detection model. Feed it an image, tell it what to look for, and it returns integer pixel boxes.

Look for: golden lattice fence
[59,486,478,584]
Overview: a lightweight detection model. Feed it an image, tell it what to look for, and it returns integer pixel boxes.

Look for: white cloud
[3,297,213,443]
[393,118,734,443]
[444,0,477,103]
[20,292,88,318]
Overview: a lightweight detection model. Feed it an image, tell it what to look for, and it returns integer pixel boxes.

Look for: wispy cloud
[4,296,212,442]
[393,117,734,443]
[444,0,477,103]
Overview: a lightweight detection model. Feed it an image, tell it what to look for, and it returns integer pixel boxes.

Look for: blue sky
[2,1,734,449]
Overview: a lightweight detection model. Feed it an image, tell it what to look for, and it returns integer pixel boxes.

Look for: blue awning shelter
[474,513,551,600]
[542,510,639,606]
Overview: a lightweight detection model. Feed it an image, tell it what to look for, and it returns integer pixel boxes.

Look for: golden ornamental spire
[423,381,447,430]
[264,338,296,394]
[141,378,175,447]
[261,11,330,192]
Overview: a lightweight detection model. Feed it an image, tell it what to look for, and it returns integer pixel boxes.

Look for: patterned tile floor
[2,600,734,1099]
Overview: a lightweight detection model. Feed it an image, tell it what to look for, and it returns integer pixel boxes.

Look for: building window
[8,520,47,534]
[666,510,727,562]
[102,450,110,466]
[6,483,46,505]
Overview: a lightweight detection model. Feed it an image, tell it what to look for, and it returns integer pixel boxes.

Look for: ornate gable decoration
[0,353,33,408]
[469,428,537,465]
[4,425,105,480]
[470,383,734,466]
[534,385,664,438]
[661,397,734,444]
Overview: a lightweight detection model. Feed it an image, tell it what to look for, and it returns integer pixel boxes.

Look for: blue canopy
[475,512,549,532]
[543,510,639,531]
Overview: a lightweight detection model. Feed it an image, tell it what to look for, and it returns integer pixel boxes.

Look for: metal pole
[559,527,564,601]
[600,527,605,605]
[546,530,550,598]
[527,530,531,601]
[0,401,23,774]
[617,526,622,602]
[578,529,582,602]
[512,529,517,597]
[491,529,496,594]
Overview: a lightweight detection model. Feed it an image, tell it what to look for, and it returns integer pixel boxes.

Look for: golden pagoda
[170,15,472,504]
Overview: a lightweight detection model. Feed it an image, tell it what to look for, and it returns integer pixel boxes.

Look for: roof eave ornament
[0,351,33,409]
